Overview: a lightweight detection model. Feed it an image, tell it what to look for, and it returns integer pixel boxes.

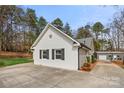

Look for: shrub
[91,55,96,63]
[0,62,5,67]
[86,56,90,63]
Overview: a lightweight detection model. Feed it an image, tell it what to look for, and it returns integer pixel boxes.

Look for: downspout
[78,48,80,70]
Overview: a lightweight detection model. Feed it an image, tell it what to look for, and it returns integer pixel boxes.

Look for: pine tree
[51,18,63,30]
[64,23,73,37]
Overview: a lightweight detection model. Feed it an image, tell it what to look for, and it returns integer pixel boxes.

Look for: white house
[31,23,91,70]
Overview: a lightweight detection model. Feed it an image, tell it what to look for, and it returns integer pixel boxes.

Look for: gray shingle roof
[76,37,94,51]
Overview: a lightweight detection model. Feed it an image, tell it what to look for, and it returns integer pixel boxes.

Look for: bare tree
[110,9,124,51]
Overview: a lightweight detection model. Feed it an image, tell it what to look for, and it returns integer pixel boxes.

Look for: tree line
[0,5,124,53]
[0,5,74,52]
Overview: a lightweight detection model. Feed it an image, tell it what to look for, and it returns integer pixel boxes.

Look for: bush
[0,62,5,67]
[91,55,96,63]
[86,56,90,63]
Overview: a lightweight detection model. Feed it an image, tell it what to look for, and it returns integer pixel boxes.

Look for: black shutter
[47,50,49,59]
[40,50,42,59]
[52,49,54,60]
[61,49,64,60]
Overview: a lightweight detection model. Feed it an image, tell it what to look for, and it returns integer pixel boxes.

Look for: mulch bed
[112,60,124,69]
[80,62,98,72]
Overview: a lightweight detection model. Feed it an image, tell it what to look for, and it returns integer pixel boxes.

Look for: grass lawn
[0,57,33,67]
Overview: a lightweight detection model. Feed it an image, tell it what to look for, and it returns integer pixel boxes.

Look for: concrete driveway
[0,62,124,88]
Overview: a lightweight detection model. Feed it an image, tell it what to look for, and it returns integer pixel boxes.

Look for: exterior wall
[90,40,95,54]
[79,48,88,68]
[97,52,124,61]
[33,27,79,70]
[111,53,124,60]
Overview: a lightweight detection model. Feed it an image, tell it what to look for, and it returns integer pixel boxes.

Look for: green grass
[0,57,33,67]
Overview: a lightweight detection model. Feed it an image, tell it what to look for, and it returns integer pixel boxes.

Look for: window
[108,55,112,57]
[49,34,52,38]
[117,55,120,60]
[43,50,48,59]
[119,58,122,60]
[52,48,64,60]
[107,54,113,60]
[56,49,62,59]
[39,49,49,59]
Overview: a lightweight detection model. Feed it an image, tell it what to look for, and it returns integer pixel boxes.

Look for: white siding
[33,27,78,70]
[79,48,88,68]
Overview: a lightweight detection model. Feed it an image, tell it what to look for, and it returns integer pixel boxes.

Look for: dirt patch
[112,60,124,69]
[0,51,32,58]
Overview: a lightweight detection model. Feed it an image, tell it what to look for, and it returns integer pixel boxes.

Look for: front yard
[0,57,33,67]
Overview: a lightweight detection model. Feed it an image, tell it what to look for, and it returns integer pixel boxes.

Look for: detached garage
[96,51,124,62]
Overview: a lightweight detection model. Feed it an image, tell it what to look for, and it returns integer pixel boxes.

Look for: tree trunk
[117,30,120,51]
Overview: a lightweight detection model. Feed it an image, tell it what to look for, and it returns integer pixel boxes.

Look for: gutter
[78,48,80,70]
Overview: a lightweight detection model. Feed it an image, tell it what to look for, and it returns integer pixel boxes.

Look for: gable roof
[77,37,93,50]
[80,43,91,50]
[31,23,91,50]
[31,23,80,49]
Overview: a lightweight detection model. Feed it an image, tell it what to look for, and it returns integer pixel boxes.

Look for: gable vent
[49,34,52,39]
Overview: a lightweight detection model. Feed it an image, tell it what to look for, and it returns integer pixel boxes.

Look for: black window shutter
[52,49,54,60]
[61,49,64,60]
[47,50,49,59]
[40,50,42,59]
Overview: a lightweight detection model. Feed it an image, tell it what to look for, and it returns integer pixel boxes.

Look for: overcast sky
[24,5,124,30]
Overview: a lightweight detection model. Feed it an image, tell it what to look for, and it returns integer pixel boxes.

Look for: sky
[24,5,124,30]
